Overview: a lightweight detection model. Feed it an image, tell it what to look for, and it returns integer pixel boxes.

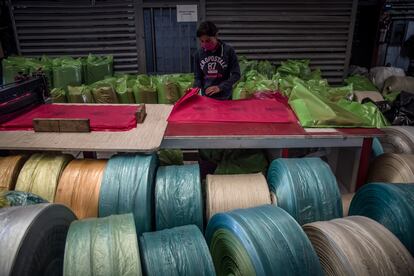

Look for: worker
[194,21,241,100]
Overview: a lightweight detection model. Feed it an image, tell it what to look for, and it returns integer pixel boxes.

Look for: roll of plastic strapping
[55,159,107,219]
[341,193,354,217]
[15,153,73,202]
[0,203,76,276]
[99,154,157,235]
[64,213,142,276]
[205,173,271,221]
[140,225,215,276]
[205,205,323,275]
[379,126,414,154]
[0,155,26,191]
[303,216,414,275]
[349,183,414,255]
[155,164,203,231]
[367,153,414,183]
[267,158,342,225]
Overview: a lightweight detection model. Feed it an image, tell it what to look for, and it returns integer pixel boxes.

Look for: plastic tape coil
[99,154,158,235]
[205,205,323,276]
[367,153,414,183]
[155,164,203,231]
[267,158,343,225]
[0,203,76,276]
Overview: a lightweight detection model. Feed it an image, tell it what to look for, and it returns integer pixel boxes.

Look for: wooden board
[33,118,90,132]
[0,104,172,153]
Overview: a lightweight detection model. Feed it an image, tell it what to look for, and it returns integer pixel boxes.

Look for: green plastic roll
[267,158,343,225]
[349,183,414,255]
[140,225,215,276]
[99,154,158,235]
[155,164,203,231]
[15,153,73,202]
[64,213,141,276]
[205,205,323,276]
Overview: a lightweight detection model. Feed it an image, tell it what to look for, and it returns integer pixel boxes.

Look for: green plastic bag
[2,56,29,84]
[176,74,194,97]
[288,80,388,128]
[337,99,389,128]
[155,75,180,104]
[257,60,275,79]
[26,56,53,88]
[85,54,113,84]
[276,59,321,80]
[50,87,67,103]
[132,75,158,103]
[345,75,378,91]
[238,57,258,80]
[232,70,278,99]
[115,76,135,103]
[158,149,184,166]
[52,57,82,90]
[67,85,94,103]
[90,80,118,103]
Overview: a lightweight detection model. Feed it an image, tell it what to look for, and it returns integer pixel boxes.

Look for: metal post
[343,0,359,79]
[7,0,21,55]
[135,0,147,73]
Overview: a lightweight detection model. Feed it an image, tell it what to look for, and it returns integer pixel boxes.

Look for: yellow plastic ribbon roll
[0,155,27,191]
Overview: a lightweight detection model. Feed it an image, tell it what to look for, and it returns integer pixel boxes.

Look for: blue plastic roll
[139,225,215,276]
[267,158,342,225]
[372,138,384,157]
[205,205,323,275]
[349,183,414,255]
[99,154,158,235]
[155,164,203,231]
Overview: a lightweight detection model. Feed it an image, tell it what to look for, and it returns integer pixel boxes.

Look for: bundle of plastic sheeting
[155,75,180,104]
[140,225,215,276]
[383,75,414,94]
[369,66,405,91]
[158,149,183,166]
[67,85,94,103]
[205,173,271,220]
[267,158,342,225]
[276,59,321,80]
[0,155,27,191]
[303,216,414,275]
[378,126,414,154]
[99,154,157,235]
[155,164,203,231]
[64,214,141,276]
[2,56,30,84]
[114,76,135,103]
[90,79,118,104]
[206,205,323,276]
[50,87,67,103]
[15,153,73,202]
[175,73,194,97]
[55,159,107,219]
[232,70,278,100]
[85,54,113,85]
[26,56,54,88]
[132,75,158,104]
[52,57,82,90]
[367,153,414,183]
[345,74,378,92]
[349,183,414,255]
[0,204,76,276]
[0,191,47,208]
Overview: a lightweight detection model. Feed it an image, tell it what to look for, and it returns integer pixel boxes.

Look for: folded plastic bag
[67,85,94,103]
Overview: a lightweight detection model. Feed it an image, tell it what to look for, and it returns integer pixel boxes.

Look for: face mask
[201,41,217,51]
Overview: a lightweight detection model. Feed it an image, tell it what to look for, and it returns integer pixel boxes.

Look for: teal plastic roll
[372,137,384,157]
[155,164,203,231]
[267,158,342,225]
[205,205,323,275]
[349,183,414,255]
[99,154,158,235]
[140,225,215,276]
[64,213,142,276]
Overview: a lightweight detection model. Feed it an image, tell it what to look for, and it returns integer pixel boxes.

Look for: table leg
[356,138,373,190]
[282,148,289,158]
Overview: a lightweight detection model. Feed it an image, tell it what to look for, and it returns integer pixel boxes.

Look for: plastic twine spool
[205,173,271,221]
[0,155,27,191]
[349,183,414,255]
[367,153,414,183]
[303,216,414,275]
[155,164,203,231]
[99,154,158,235]
[55,159,107,219]
[64,213,142,276]
[140,224,215,276]
[205,205,323,276]
[15,153,73,202]
[267,158,343,225]
[379,126,414,154]
[0,204,76,276]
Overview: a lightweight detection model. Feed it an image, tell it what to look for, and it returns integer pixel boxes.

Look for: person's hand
[205,86,221,96]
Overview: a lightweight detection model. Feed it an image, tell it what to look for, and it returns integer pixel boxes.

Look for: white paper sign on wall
[177,5,198,22]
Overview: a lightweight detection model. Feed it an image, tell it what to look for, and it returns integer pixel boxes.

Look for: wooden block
[33,118,90,132]
[136,104,147,124]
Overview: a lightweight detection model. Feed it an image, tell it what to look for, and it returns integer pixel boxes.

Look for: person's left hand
[205,86,221,96]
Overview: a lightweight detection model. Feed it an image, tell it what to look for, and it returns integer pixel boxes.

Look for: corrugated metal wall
[205,0,358,83]
[9,0,140,73]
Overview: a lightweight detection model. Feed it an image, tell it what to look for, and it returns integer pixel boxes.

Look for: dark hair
[196,21,218,37]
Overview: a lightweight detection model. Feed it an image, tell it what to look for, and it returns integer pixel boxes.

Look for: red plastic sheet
[168,88,297,123]
[0,104,138,131]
